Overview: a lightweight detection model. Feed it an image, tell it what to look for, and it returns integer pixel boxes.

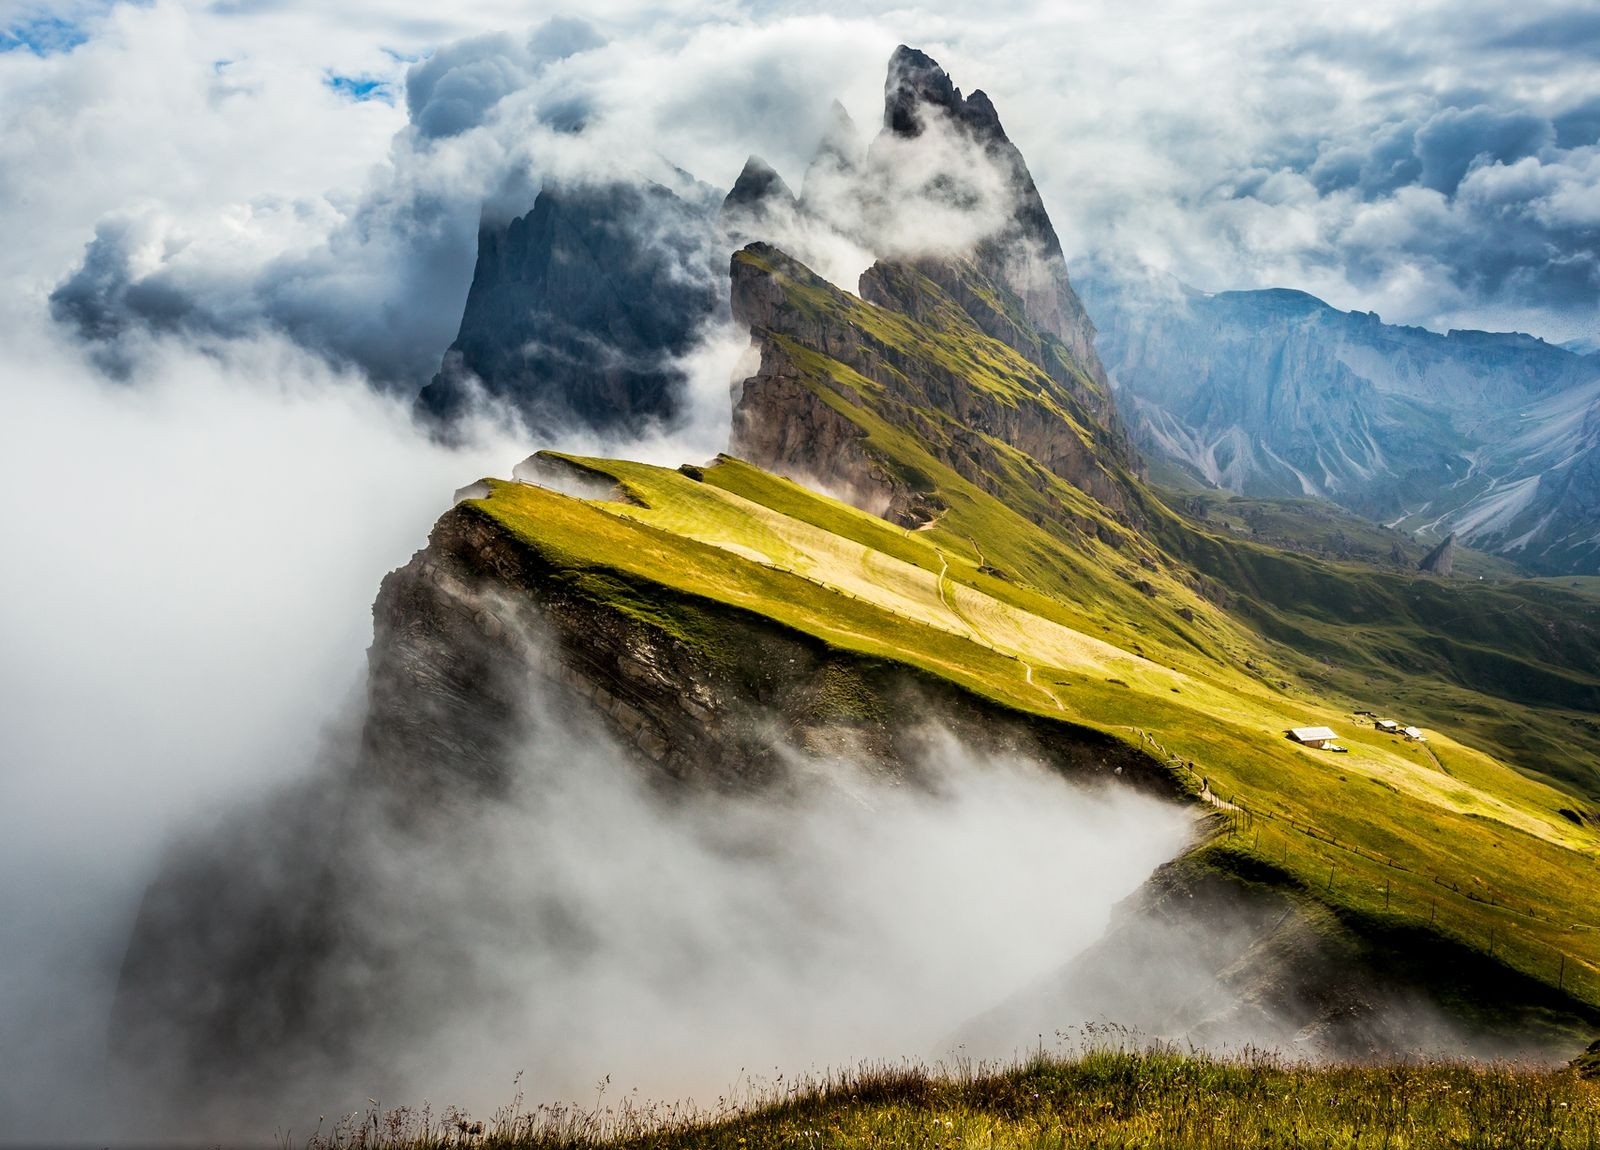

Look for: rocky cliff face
[728,243,1142,537]
[1084,272,1600,573]
[110,457,1180,1115]
[417,180,723,433]
[868,47,1118,435]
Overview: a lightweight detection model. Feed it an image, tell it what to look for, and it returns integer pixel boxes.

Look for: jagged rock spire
[1419,533,1458,576]
[884,45,959,136]
[870,45,1107,395]
[721,155,799,249]
[883,45,1008,146]
[723,155,796,215]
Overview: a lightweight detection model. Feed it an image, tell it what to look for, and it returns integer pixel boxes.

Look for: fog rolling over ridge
[111,624,1194,1136]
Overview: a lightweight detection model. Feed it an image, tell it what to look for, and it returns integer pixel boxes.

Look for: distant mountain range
[1080,274,1600,575]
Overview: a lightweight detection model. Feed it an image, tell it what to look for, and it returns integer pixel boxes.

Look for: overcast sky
[3,0,1597,383]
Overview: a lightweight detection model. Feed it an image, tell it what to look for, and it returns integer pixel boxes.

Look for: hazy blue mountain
[1082,271,1600,574]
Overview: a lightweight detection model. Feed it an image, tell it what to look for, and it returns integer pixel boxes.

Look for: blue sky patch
[325,73,395,104]
[1,15,89,56]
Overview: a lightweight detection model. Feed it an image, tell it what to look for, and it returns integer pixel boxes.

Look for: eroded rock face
[728,243,1139,534]
[366,492,1171,796]
[110,484,1179,1120]
[417,180,723,434]
[1418,532,1457,576]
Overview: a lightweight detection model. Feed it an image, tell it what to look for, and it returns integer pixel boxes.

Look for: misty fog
[0,299,1204,1145]
[232,690,1195,1136]
[8,4,1589,1143]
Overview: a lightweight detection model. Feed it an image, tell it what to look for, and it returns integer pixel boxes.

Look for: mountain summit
[418,47,1118,452]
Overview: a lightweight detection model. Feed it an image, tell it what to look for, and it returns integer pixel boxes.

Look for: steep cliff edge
[364,473,1174,801]
[729,243,1144,538]
[417,180,723,433]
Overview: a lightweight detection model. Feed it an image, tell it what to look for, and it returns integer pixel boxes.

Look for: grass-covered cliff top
[449,235,1600,1040]
[464,450,1600,1020]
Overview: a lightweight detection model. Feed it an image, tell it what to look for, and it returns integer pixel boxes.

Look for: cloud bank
[10,0,1596,391]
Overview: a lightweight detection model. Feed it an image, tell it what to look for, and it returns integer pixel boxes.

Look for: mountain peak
[884,45,959,136]
[801,100,864,214]
[883,46,1010,145]
[724,155,795,214]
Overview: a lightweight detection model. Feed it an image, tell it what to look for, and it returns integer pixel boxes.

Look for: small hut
[1375,719,1400,734]
[1288,725,1341,749]
[1403,726,1427,742]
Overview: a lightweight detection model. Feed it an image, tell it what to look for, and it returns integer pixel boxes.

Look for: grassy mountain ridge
[434,236,1600,1035]
[461,441,1600,1027]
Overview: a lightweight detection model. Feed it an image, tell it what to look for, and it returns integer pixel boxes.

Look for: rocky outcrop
[729,243,1140,536]
[417,180,723,434]
[1418,532,1457,576]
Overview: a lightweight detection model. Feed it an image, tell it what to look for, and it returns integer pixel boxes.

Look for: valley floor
[303,1047,1600,1149]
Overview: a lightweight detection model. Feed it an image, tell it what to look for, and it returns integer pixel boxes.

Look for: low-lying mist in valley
[0,315,741,1145]
[106,602,1199,1138]
[318,715,1195,1122]
[0,317,1201,1145]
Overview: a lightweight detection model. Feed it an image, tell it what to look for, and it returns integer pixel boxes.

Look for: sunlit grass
[298,1046,1600,1149]
[466,466,1600,1018]
[454,246,1600,1026]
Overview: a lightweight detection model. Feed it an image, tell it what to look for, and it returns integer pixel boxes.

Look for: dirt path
[1421,741,1452,775]
[937,547,1063,712]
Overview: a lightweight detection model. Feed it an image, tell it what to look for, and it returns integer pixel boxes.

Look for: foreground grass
[303,1049,1600,1149]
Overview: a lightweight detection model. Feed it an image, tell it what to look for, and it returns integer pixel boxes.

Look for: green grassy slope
[464,455,1600,1019]
[731,242,1600,799]
[1163,488,1522,580]
[452,239,1600,1031]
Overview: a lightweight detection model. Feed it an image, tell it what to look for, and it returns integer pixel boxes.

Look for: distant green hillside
[1161,488,1522,580]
